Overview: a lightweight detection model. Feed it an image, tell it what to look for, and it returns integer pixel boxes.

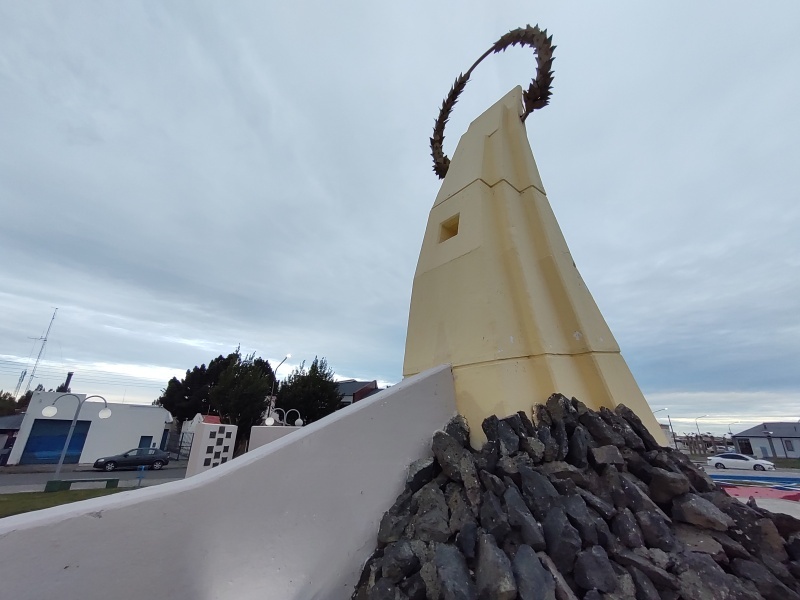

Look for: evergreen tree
[0,390,16,416]
[276,357,342,424]
[155,349,275,446]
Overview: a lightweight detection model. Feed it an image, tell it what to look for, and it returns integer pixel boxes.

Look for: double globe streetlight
[42,393,112,480]
[265,408,303,427]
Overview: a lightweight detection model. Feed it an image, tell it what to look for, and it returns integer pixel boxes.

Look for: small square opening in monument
[439,214,460,243]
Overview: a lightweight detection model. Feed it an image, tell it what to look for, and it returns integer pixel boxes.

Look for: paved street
[0,462,187,493]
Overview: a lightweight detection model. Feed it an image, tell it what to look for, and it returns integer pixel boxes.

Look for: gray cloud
[1,2,798,428]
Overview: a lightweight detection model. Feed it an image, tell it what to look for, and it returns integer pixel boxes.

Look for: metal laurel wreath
[430,24,555,179]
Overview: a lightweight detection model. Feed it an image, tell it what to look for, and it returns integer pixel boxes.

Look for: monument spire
[405,29,664,447]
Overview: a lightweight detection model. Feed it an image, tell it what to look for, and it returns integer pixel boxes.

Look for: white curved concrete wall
[0,365,456,600]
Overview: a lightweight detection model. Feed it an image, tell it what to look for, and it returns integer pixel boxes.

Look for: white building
[6,392,173,466]
[733,422,800,459]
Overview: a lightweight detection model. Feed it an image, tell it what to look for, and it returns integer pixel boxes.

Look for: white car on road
[707,453,776,471]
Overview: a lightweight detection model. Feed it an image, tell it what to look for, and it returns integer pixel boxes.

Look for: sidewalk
[0,478,186,494]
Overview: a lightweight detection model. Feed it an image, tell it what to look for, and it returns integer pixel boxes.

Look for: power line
[23,308,57,394]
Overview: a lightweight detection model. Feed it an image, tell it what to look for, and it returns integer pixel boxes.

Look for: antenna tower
[23,308,58,394]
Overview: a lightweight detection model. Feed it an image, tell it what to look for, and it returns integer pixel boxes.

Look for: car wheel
[715,463,725,469]
[104,461,117,472]
[754,464,765,471]
[151,460,164,470]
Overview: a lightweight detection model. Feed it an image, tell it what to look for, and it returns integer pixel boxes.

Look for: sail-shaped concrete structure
[404,86,664,447]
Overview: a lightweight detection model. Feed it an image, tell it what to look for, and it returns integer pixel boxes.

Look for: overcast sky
[1,2,798,437]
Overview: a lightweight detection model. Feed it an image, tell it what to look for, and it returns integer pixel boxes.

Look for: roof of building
[0,413,24,430]
[336,380,377,397]
[733,422,800,438]
[201,415,221,424]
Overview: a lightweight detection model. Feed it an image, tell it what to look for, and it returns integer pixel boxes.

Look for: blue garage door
[19,419,91,465]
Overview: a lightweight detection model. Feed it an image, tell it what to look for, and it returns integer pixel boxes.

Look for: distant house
[337,380,381,407]
[732,422,800,459]
[5,392,173,466]
[0,413,25,466]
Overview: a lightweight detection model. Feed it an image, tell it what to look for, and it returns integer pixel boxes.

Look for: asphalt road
[0,464,187,493]
[705,468,800,479]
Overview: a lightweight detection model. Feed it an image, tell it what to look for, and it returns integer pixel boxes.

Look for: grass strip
[0,488,125,519]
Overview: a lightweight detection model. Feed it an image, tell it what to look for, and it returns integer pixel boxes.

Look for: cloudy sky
[1,2,798,437]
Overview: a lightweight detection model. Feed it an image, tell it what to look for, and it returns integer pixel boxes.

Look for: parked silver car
[707,453,775,471]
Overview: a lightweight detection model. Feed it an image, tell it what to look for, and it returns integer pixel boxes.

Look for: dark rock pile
[352,394,800,600]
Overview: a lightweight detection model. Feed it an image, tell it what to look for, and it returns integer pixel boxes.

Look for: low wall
[249,424,301,451]
[0,365,456,600]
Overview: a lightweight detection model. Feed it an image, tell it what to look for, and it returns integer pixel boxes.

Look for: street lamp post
[267,354,291,419]
[695,415,709,455]
[265,408,304,427]
[695,415,709,436]
[42,394,112,480]
[653,408,678,449]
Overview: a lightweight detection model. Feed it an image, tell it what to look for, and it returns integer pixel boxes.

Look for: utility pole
[12,369,27,399]
[24,308,58,394]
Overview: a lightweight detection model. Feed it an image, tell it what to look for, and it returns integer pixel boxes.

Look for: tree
[16,383,44,411]
[0,390,16,417]
[55,382,71,393]
[154,349,276,446]
[209,353,273,447]
[276,357,342,425]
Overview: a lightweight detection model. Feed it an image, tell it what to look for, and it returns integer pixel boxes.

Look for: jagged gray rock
[672,493,735,531]
[475,533,517,600]
[512,545,556,600]
[542,506,581,574]
[356,402,800,600]
[434,544,476,600]
[648,467,691,504]
[573,545,617,592]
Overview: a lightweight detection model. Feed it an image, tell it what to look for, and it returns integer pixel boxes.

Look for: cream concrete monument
[404,26,664,447]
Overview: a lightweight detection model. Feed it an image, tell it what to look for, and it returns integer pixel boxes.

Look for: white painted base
[0,365,456,600]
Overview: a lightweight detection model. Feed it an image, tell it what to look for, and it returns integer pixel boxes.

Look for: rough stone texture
[408,482,450,543]
[612,548,679,590]
[573,545,617,592]
[368,578,405,600]
[561,494,599,547]
[600,406,646,451]
[590,444,625,468]
[730,558,800,600]
[496,419,521,457]
[615,404,661,451]
[673,523,727,563]
[434,544,476,600]
[378,489,414,546]
[566,424,590,469]
[648,467,691,504]
[475,533,517,600]
[512,545,556,600]
[577,487,616,521]
[479,491,510,541]
[672,493,735,531]
[542,506,582,574]
[612,508,645,548]
[444,415,471,449]
[478,470,505,496]
[381,540,421,583]
[355,402,800,600]
[579,410,625,447]
[519,465,560,520]
[636,510,676,552]
[405,458,437,494]
[627,565,661,600]
[503,482,546,550]
[673,551,763,600]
